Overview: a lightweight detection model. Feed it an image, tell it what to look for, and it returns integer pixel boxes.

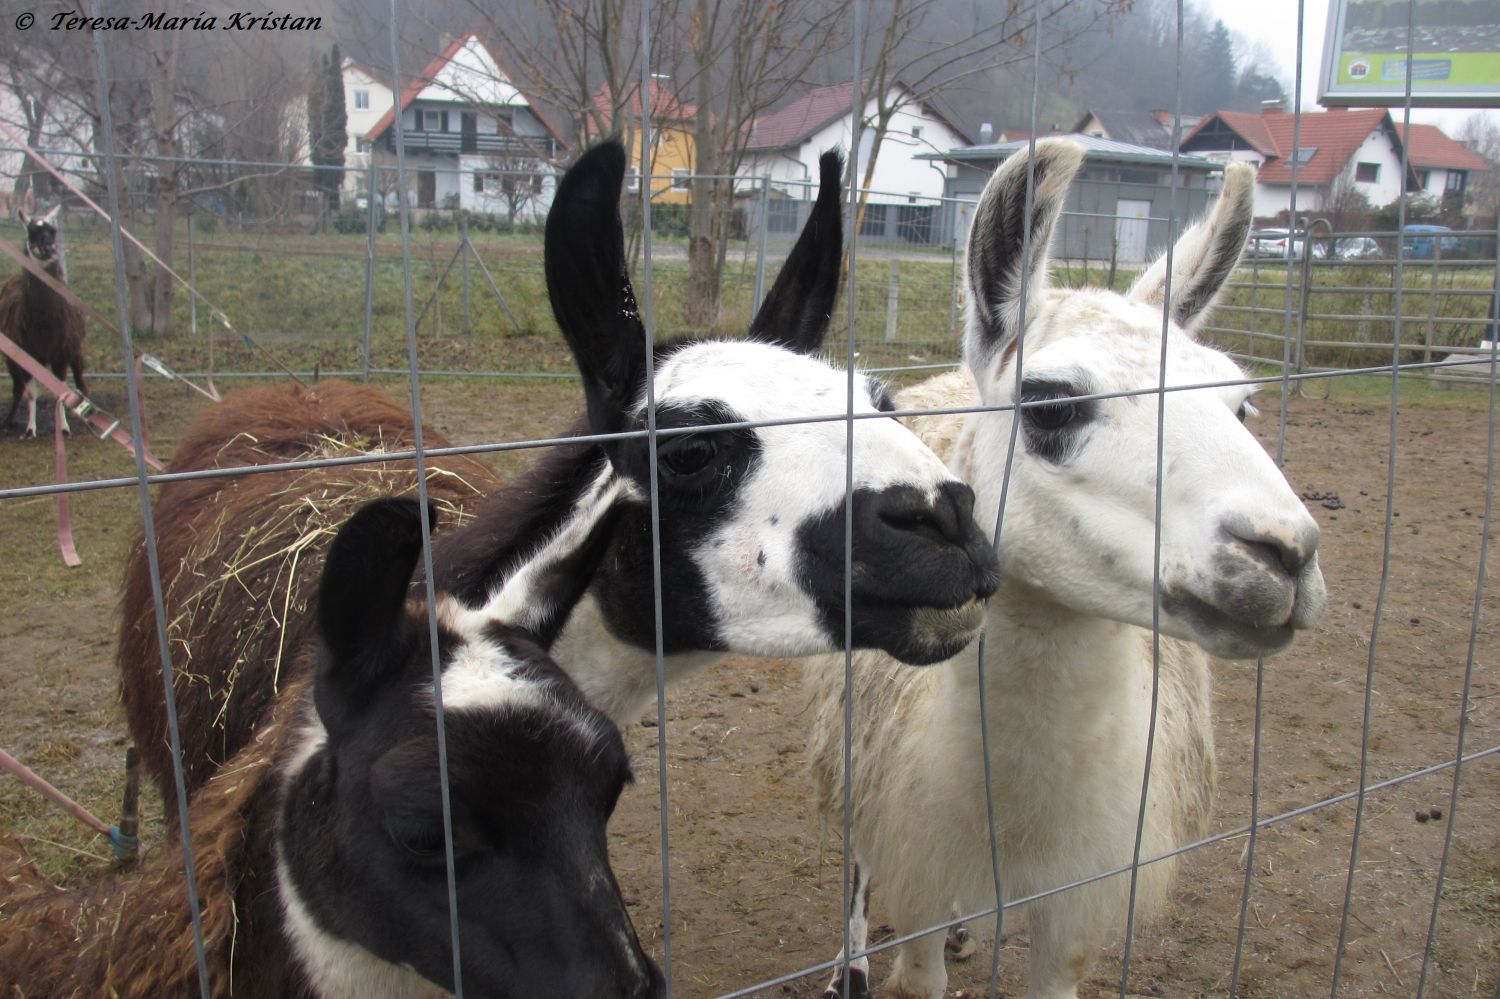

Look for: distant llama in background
[4,495,664,997]
[1,206,88,437]
[806,142,1327,999]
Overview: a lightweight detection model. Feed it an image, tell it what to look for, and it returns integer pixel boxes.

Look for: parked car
[1247,228,1326,260]
[1332,236,1382,260]
[1400,224,1462,259]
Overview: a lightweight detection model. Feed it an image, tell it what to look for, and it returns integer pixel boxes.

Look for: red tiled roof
[745,82,860,151]
[361,34,564,147]
[744,81,970,151]
[1393,122,1492,172]
[590,79,696,125]
[1191,108,1394,185]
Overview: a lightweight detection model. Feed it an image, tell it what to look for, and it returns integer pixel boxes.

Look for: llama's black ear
[545,140,648,438]
[964,139,1084,370]
[316,498,437,720]
[1126,161,1255,335]
[747,148,844,355]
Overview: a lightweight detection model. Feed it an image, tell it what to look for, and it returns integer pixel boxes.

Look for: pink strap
[0,747,110,837]
[53,400,81,567]
[0,330,164,471]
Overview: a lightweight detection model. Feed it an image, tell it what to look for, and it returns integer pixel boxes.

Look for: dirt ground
[1,372,1497,997]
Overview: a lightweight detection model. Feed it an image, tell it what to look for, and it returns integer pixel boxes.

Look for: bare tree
[0,0,315,336]
[1457,112,1500,224]
[674,0,843,327]
[849,0,1124,239]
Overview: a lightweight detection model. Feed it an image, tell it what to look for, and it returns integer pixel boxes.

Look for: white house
[1180,105,1489,218]
[737,81,969,244]
[361,34,564,218]
[340,58,394,193]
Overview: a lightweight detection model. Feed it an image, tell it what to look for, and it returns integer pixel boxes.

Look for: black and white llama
[119,138,1001,835]
[435,139,1003,726]
[1,206,88,437]
[4,496,662,997]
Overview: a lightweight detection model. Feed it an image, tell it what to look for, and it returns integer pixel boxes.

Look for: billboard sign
[1320,0,1500,107]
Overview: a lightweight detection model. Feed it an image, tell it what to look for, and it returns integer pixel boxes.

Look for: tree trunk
[684,0,721,330]
[138,20,180,337]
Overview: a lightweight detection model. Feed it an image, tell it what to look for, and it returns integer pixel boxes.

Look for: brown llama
[7,494,663,997]
[1,206,87,437]
[116,379,500,826]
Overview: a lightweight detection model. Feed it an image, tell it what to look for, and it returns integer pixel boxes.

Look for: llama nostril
[1221,515,1317,579]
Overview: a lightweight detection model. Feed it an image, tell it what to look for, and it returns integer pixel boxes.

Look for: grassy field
[2,215,1495,393]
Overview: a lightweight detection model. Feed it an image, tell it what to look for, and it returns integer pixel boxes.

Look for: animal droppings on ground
[1301,489,1345,510]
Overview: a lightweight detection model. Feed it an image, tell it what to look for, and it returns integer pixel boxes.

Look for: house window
[911,125,923,139]
[1446,170,1464,192]
[626,167,640,192]
[355,139,371,154]
[421,110,443,132]
[1418,169,1431,187]
[354,89,370,110]
[671,168,690,190]
[1355,161,1380,183]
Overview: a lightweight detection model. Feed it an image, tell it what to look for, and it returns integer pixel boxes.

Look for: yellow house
[592,80,697,205]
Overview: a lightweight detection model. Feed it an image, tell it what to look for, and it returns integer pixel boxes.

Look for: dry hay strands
[118,380,501,821]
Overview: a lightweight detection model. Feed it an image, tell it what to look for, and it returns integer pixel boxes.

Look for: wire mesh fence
[1,1,1498,997]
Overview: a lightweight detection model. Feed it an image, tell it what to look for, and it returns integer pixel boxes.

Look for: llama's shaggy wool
[116,380,500,822]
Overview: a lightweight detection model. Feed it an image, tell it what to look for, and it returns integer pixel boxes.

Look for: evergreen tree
[308,45,347,212]
[1192,20,1237,115]
[1234,66,1288,111]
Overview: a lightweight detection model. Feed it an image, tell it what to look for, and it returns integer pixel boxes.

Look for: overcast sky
[1199,0,1496,136]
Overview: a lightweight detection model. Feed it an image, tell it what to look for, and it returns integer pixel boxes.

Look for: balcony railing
[384,131,557,159]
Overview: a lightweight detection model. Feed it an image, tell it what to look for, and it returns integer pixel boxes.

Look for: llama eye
[659,435,717,478]
[1026,401,1076,431]
[385,815,450,862]
[1236,400,1258,423]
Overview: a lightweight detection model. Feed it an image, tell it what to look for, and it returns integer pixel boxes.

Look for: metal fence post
[1424,239,1440,364]
[948,202,962,338]
[187,212,196,340]
[362,162,377,382]
[753,176,770,314]
[885,257,900,342]
[460,207,472,337]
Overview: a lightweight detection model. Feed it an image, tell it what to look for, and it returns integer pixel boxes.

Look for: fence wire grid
[1,0,1498,997]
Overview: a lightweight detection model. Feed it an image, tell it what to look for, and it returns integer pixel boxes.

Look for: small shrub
[332,207,385,234]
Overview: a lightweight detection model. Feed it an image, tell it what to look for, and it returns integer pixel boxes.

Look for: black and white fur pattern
[275,496,663,998]
[807,141,1326,999]
[434,141,1001,726]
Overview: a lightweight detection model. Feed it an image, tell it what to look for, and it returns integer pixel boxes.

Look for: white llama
[805,140,1327,999]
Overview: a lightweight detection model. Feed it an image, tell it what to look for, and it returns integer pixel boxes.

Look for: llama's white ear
[963,139,1085,370]
[38,205,59,226]
[1126,161,1255,335]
